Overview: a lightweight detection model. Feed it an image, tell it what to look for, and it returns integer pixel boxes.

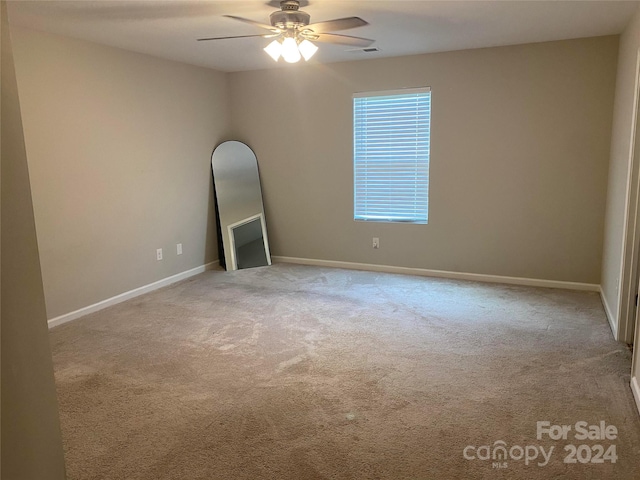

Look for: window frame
[352,86,431,225]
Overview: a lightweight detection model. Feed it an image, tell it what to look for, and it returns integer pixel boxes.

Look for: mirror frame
[226,213,271,271]
[211,141,271,271]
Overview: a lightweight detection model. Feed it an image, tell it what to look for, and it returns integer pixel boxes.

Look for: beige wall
[6,28,622,316]
[1,2,66,477]
[10,26,230,319]
[229,36,618,284]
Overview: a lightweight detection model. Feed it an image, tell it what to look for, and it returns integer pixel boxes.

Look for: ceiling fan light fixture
[298,39,318,61]
[264,39,283,61]
[281,37,301,63]
[201,3,373,65]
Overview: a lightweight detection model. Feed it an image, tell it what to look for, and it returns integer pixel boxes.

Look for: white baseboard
[48,260,219,329]
[631,376,640,418]
[272,256,600,292]
[599,287,619,340]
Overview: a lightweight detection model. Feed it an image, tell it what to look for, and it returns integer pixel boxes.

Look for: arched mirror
[211,141,271,271]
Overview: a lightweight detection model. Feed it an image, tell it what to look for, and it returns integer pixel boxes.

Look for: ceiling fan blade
[198,34,276,41]
[223,15,279,33]
[311,33,374,47]
[302,17,368,34]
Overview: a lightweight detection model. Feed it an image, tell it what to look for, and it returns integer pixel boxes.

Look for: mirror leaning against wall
[211,141,272,271]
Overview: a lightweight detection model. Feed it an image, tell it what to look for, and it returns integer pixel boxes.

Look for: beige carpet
[50,264,640,479]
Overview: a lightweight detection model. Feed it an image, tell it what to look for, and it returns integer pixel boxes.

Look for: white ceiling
[7,1,639,72]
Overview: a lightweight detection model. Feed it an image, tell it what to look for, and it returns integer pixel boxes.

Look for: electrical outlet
[156,248,163,261]
[373,237,380,249]
[177,243,183,255]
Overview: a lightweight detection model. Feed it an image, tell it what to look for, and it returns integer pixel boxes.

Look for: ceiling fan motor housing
[271,1,310,30]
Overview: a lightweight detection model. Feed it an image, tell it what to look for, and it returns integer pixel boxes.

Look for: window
[353,87,431,223]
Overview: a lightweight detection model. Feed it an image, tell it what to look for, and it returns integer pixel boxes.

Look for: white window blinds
[353,87,431,223]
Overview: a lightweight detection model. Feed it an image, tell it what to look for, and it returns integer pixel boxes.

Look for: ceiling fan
[197,0,374,63]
